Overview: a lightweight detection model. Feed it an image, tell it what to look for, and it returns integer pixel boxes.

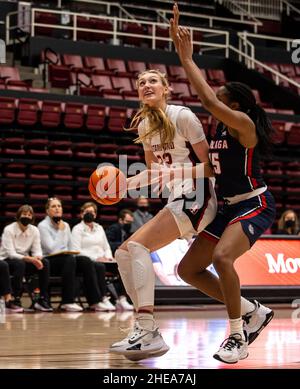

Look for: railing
[215,0,262,31]
[6,7,230,55]
[57,0,262,32]
[236,32,300,91]
[280,0,300,16]
[232,44,294,87]
[220,0,300,20]
[232,40,300,90]
[5,5,299,93]
[121,3,262,32]
[239,31,296,58]
[58,0,138,21]
[221,0,282,20]
[238,33,255,69]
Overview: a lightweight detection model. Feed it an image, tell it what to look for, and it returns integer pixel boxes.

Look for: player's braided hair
[224,81,274,154]
[125,70,175,147]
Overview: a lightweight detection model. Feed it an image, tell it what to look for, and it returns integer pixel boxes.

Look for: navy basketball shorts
[201,190,276,246]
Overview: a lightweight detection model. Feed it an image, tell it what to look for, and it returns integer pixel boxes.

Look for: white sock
[229,317,245,340]
[137,312,156,331]
[127,241,155,308]
[241,297,255,316]
[114,249,138,310]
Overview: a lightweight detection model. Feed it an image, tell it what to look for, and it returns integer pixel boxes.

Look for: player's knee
[118,236,142,252]
[127,240,149,252]
[115,248,129,262]
[212,248,232,274]
[127,241,153,291]
[118,242,129,251]
[177,261,193,282]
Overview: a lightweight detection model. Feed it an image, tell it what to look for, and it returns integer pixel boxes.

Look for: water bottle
[0,299,6,324]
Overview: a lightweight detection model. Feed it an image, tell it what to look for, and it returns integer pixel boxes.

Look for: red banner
[235,239,300,286]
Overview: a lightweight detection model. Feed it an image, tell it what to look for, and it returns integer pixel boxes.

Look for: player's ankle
[137,312,156,330]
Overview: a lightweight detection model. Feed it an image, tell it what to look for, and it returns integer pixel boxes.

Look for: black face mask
[19,217,32,227]
[123,223,132,233]
[285,220,295,228]
[138,206,149,213]
[52,216,62,224]
[83,212,95,223]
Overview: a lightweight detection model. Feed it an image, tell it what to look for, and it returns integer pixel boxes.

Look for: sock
[229,317,245,340]
[137,312,156,331]
[241,297,255,316]
[114,249,138,310]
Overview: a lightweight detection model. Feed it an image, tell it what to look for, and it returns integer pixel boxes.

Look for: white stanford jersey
[138,104,205,166]
[138,105,206,201]
[138,105,217,238]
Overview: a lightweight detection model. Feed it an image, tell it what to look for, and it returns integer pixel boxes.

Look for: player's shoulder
[169,105,196,122]
[167,104,192,115]
[167,105,195,128]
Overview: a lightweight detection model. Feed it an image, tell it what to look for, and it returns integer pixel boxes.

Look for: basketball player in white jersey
[109,70,256,362]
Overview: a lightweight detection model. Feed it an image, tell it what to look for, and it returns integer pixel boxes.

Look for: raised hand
[176,27,194,62]
[169,2,180,51]
[169,4,193,62]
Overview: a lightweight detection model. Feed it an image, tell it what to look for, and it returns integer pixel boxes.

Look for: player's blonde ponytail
[125,70,175,147]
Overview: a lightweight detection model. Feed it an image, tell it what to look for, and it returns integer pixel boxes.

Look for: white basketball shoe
[109,317,169,361]
[213,333,248,364]
[243,300,274,344]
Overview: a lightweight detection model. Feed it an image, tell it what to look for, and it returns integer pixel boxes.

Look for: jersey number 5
[209,152,221,174]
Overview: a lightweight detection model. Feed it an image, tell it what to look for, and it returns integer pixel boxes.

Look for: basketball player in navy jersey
[170,4,276,364]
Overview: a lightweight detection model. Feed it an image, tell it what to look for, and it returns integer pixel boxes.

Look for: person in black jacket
[106,209,134,255]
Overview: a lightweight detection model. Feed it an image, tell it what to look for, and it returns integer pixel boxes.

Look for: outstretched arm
[170,4,255,139]
[126,162,213,192]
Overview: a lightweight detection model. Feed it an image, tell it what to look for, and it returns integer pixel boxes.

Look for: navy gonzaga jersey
[209,123,266,197]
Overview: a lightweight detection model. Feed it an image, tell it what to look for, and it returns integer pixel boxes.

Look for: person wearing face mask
[0,205,52,312]
[72,202,133,311]
[276,209,300,235]
[38,197,108,312]
[131,197,153,233]
[106,209,134,255]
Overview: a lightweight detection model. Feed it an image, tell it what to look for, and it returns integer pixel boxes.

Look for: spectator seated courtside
[0,205,52,312]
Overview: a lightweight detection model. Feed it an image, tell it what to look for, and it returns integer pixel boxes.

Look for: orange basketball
[88,165,127,205]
